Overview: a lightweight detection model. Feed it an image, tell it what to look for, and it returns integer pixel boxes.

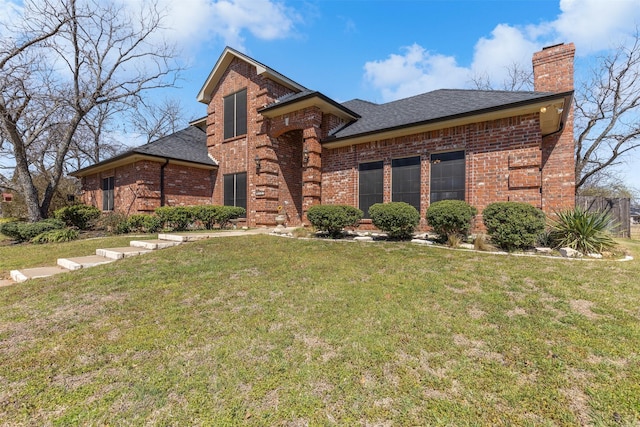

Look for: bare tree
[66,103,130,173]
[130,98,187,144]
[574,32,640,189]
[0,0,181,221]
[470,61,534,91]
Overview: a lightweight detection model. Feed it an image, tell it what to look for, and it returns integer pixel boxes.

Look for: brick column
[533,43,576,215]
[253,137,280,227]
[302,126,322,223]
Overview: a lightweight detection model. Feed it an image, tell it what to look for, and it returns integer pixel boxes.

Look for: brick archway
[273,129,304,225]
[264,109,323,225]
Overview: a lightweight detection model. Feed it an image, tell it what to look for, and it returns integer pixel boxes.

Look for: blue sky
[2,0,640,190]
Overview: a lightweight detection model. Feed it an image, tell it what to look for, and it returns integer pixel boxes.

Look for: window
[224,89,247,139]
[430,151,465,203]
[102,176,114,211]
[224,172,247,211]
[359,161,383,218]
[392,156,421,212]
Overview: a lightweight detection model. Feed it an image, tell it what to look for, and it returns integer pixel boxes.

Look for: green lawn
[1,235,639,425]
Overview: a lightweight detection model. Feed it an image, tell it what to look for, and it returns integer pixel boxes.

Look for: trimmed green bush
[155,206,193,231]
[307,205,363,238]
[483,202,546,251]
[54,204,101,230]
[426,200,477,242]
[549,207,617,254]
[31,228,79,244]
[215,206,246,229]
[368,202,420,240]
[127,214,163,233]
[190,206,219,230]
[0,218,65,242]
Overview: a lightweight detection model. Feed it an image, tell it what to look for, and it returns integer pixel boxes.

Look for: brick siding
[80,160,214,215]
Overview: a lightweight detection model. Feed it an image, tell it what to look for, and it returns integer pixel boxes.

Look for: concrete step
[96,247,152,260]
[130,239,181,250]
[57,255,116,271]
[10,266,69,283]
[157,233,213,242]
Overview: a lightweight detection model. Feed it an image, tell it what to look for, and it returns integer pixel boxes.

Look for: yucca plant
[549,207,617,254]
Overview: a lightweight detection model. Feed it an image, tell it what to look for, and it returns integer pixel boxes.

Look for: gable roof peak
[197,46,307,104]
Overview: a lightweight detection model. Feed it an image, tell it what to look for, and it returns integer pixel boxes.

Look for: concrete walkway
[4,227,291,286]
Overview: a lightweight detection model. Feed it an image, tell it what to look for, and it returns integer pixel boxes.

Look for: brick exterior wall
[78,45,575,232]
[534,43,576,213]
[80,160,214,214]
[322,114,543,229]
[206,57,297,227]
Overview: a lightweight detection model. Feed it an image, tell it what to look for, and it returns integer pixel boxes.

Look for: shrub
[426,200,477,243]
[181,205,246,230]
[483,202,546,251]
[190,206,219,230]
[215,206,246,229]
[155,206,193,231]
[549,207,617,254]
[98,212,131,234]
[128,214,163,233]
[368,202,420,240]
[53,204,101,230]
[307,205,363,238]
[31,228,79,244]
[0,218,65,242]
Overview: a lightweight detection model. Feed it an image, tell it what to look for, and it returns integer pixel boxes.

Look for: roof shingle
[331,89,560,139]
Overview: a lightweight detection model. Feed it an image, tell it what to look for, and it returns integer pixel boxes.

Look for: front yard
[1,235,639,425]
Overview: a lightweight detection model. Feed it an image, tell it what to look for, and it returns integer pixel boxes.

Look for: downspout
[160,159,169,206]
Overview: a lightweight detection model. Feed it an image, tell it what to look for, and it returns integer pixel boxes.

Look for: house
[73,43,576,229]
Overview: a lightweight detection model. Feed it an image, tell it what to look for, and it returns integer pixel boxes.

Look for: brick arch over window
[267,107,323,139]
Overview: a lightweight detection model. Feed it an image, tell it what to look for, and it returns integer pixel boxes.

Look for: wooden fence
[575,196,631,238]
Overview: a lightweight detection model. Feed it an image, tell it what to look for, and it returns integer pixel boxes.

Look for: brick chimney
[532,42,576,214]
[532,42,575,93]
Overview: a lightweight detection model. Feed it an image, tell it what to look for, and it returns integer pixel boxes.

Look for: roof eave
[71,153,217,178]
[259,92,361,121]
[322,91,574,149]
[197,47,306,104]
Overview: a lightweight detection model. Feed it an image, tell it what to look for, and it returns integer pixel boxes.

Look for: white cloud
[146,0,299,52]
[470,24,541,86]
[364,0,640,102]
[364,44,470,101]
[553,0,640,53]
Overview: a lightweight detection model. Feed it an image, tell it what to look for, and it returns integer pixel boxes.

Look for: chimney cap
[542,43,565,50]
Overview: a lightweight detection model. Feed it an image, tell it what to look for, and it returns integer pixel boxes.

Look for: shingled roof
[72,126,215,177]
[131,126,213,164]
[330,89,568,140]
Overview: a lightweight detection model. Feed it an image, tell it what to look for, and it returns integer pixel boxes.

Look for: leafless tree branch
[0,0,182,221]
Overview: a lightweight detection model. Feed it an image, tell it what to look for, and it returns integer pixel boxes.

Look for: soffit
[197,47,306,104]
